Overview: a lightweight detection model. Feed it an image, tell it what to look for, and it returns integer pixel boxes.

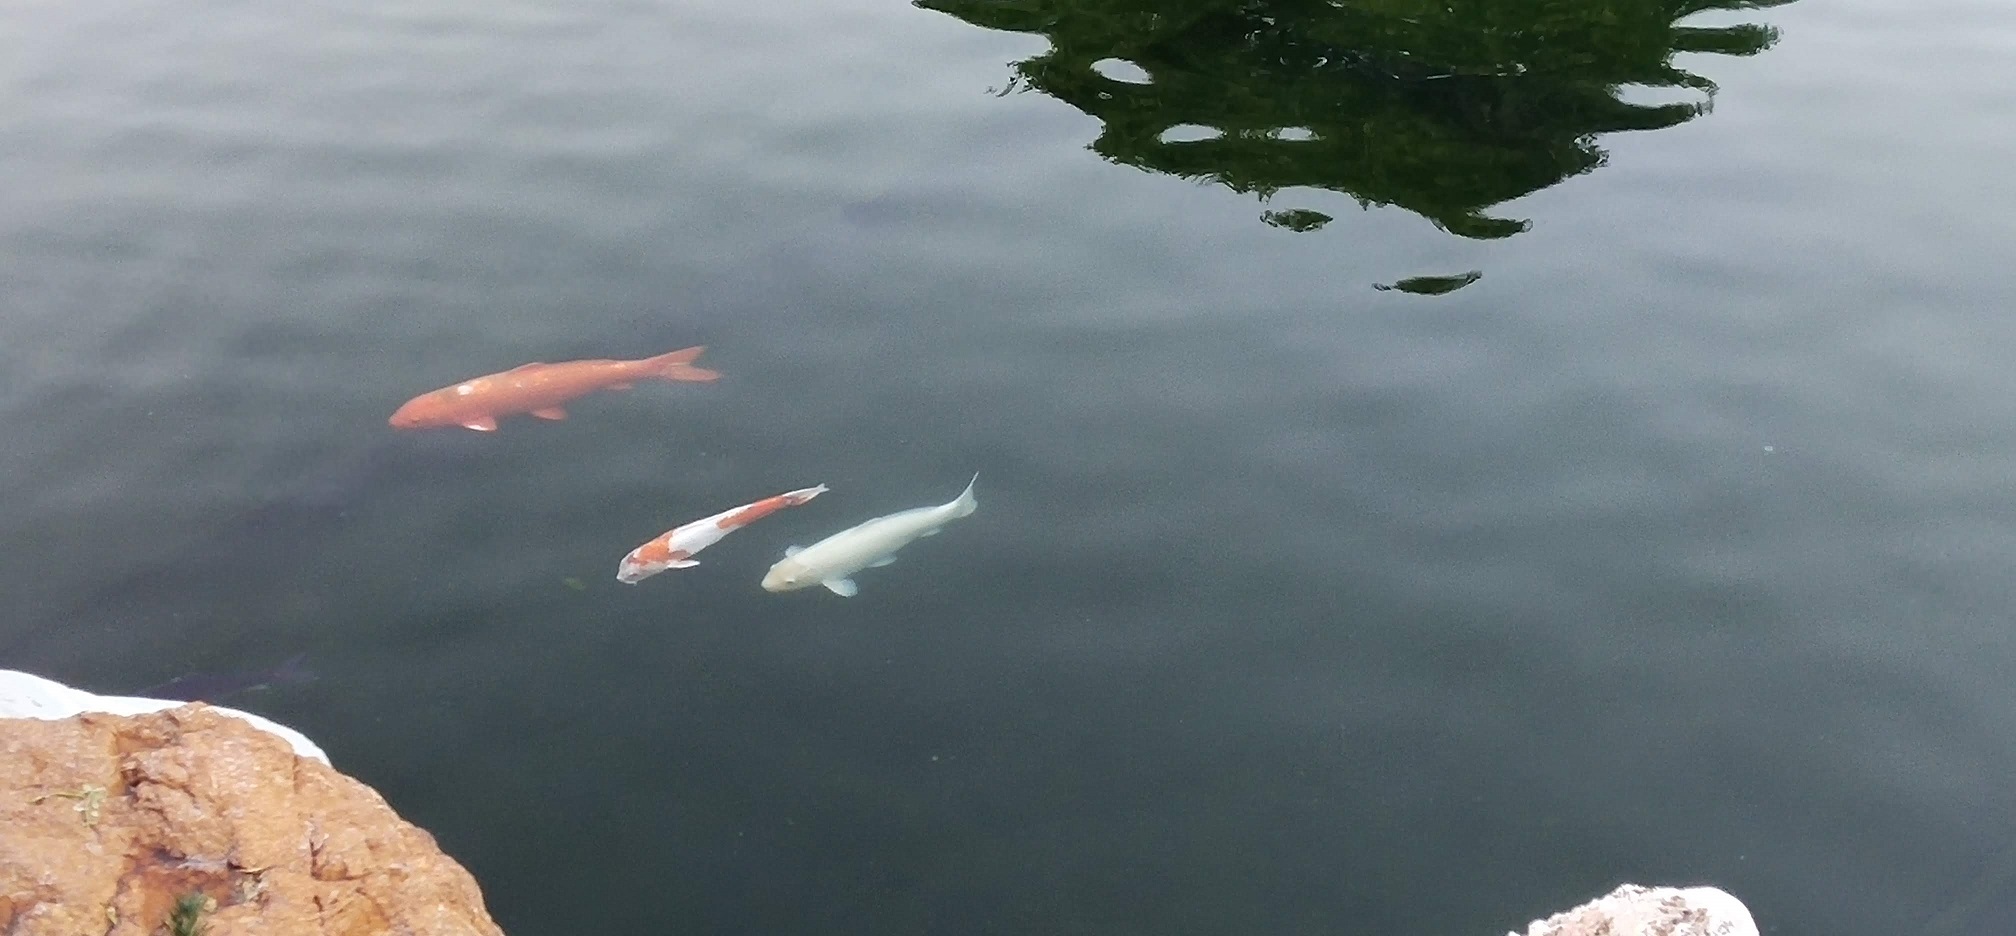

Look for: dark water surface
[5,0,2016,933]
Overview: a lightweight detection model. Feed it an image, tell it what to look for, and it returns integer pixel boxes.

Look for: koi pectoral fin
[531,407,568,420]
[866,556,897,568]
[668,559,699,569]
[461,417,499,432]
[823,578,858,597]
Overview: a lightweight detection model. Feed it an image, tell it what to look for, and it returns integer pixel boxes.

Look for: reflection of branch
[1677,0,1798,16]
[1673,24,1783,56]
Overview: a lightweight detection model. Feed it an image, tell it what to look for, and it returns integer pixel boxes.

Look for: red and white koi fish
[617,484,829,584]
[389,346,720,432]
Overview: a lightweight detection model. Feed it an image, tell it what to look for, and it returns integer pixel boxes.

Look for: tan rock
[1,705,503,936]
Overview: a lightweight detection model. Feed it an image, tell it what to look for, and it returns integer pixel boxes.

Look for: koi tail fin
[950,472,979,519]
[645,345,721,382]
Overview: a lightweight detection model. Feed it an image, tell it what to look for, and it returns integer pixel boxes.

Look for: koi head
[389,391,453,429]
[617,551,665,584]
[616,559,655,584]
[618,540,689,584]
[390,382,485,430]
[761,557,815,592]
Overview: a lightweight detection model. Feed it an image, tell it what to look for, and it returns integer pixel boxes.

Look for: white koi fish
[761,474,978,597]
[618,484,828,584]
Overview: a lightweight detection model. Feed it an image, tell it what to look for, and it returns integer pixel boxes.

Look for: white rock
[0,669,329,764]
[1512,884,1758,936]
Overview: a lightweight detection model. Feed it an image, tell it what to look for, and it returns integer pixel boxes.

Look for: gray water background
[4,0,2015,933]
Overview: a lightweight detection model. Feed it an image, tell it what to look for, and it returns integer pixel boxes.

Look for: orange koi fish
[389,346,720,432]
[618,484,829,584]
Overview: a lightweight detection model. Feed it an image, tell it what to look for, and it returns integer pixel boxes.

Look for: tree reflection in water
[917,0,1793,241]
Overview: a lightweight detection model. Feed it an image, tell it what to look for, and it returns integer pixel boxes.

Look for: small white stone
[1511,884,1758,936]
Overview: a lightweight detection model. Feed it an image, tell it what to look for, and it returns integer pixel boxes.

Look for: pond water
[4,0,2015,933]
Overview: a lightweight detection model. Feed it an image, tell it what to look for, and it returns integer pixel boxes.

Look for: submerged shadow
[917,0,1794,240]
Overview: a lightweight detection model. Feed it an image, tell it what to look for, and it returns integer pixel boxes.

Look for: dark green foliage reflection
[1261,208,1333,232]
[918,0,1793,239]
[1374,270,1485,295]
